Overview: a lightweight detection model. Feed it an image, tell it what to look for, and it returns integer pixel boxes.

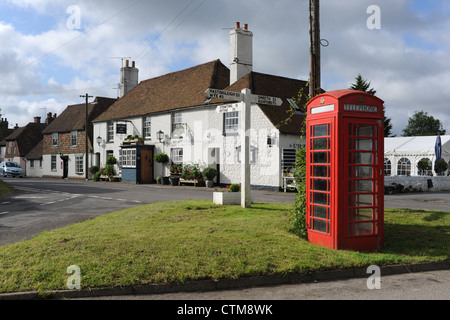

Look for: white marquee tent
[384,135,450,176]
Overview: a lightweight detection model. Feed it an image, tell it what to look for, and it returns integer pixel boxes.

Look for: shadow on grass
[383,210,450,259]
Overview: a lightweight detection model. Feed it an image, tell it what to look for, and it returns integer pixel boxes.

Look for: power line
[14,0,145,74]
[134,0,196,61]
[136,0,209,61]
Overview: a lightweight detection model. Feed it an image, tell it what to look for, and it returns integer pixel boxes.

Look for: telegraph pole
[309,0,321,98]
[81,93,93,180]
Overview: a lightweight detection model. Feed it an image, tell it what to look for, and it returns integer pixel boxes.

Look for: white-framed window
[172,112,185,139]
[397,157,411,176]
[143,117,152,139]
[121,149,137,168]
[30,160,34,168]
[172,148,183,165]
[71,131,78,147]
[384,158,391,176]
[224,112,239,135]
[51,155,57,171]
[52,133,58,147]
[107,122,114,142]
[75,155,84,174]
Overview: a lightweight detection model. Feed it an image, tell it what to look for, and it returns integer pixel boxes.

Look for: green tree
[287,83,309,238]
[402,111,446,136]
[349,74,393,137]
[417,158,432,176]
[435,159,448,176]
[350,74,377,95]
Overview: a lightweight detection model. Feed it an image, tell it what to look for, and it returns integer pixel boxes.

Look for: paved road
[0,178,295,246]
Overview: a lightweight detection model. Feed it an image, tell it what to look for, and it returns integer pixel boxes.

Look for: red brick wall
[43,131,92,155]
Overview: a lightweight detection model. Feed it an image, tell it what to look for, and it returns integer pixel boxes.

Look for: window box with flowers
[123,135,144,146]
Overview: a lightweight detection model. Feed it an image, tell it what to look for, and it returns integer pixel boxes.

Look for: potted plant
[154,153,169,164]
[170,164,182,175]
[203,167,218,188]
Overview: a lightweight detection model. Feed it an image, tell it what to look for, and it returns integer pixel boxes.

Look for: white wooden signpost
[206,88,282,208]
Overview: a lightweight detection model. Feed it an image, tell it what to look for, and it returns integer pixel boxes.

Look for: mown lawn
[0,179,13,196]
[0,200,448,295]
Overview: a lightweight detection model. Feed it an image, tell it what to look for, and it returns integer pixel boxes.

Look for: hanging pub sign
[116,124,127,134]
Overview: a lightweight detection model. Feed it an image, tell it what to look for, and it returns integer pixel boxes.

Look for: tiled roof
[93,59,313,135]
[25,139,43,160]
[5,123,47,157]
[93,60,230,122]
[43,97,116,134]
[222,72,310,134]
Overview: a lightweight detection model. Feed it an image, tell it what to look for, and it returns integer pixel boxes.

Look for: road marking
[0,212,10,215]
[14,196,45,199]
[41,202,57,206]
[1,202,11,205]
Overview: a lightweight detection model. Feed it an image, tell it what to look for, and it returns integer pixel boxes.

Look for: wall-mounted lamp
[267,136,273,148]
[96,136,103,146]
[157,130,165,143]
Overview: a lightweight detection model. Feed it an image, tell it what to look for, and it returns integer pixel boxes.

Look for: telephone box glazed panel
[306,90,384,251]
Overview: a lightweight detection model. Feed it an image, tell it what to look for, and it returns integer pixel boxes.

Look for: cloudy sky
[1,0,449,136]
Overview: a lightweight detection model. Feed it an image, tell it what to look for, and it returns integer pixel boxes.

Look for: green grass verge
[0,179,13,196]
[0,200,448,295]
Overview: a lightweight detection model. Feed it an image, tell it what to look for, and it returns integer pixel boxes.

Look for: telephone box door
[341,118,384,250]
[306,118,335,249]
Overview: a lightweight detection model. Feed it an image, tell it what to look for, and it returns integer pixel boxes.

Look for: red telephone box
[306,90,384,251]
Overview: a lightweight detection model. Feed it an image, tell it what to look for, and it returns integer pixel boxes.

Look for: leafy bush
[228,184,240,192]
[203,167,218,180]
[154,153,169,163]
[181,164,202,179]
[101,165,115,178]
[93,171,101,182]
[435,159,449,175]
[106,156,117,165]
[89,166,100,175]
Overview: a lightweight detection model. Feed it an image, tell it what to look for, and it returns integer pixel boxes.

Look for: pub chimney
[120,60,139,98]
[230,22,253,85]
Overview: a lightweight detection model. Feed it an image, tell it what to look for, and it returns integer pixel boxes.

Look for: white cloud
[1,0,450,136]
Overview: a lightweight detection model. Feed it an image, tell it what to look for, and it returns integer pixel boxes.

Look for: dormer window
[287,98,305,115]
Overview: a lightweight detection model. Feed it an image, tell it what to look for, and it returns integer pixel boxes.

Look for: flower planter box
[123,138,144,146]
[179,178,204,187]
[213,192,241,205]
